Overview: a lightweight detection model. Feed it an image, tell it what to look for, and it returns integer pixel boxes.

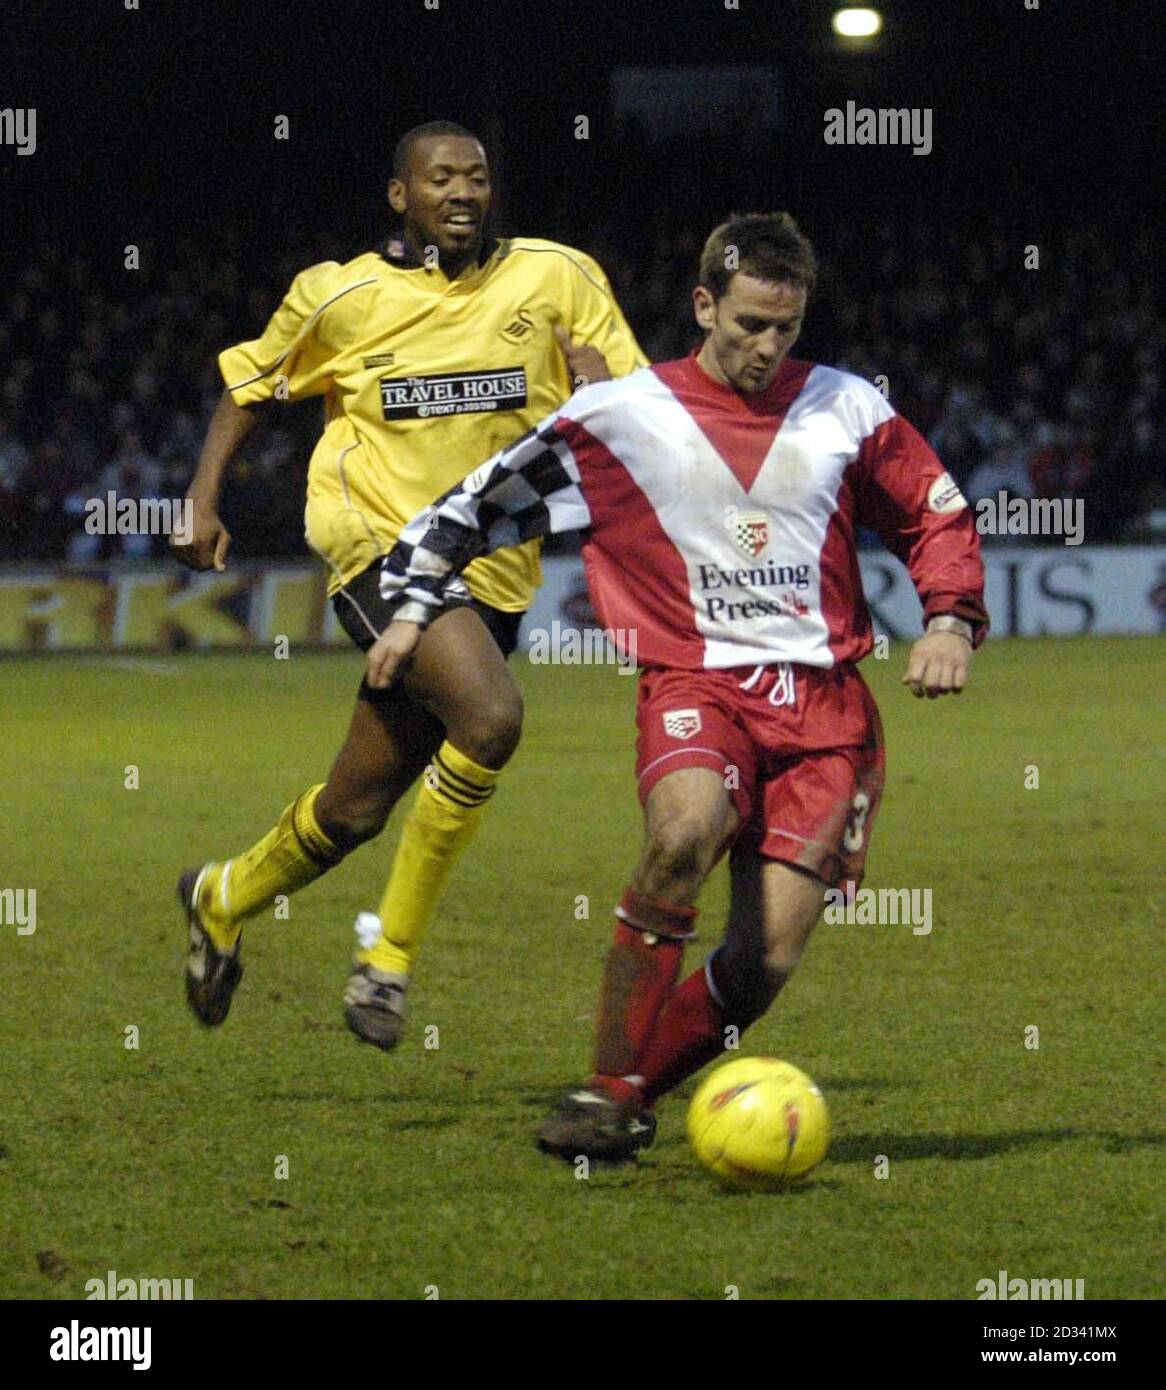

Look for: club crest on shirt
[663,708,702,740]
[733,512,770,558]
[500,309,535,343]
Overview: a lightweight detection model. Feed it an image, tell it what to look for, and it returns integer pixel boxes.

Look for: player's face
[694,274,807,393]
[388,137,492,269]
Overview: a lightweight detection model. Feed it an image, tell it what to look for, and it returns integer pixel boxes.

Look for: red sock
[636,962,729,1104]
[590,889,695,1103]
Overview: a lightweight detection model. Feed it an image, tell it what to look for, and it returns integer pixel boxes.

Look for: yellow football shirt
[218,237,646,610]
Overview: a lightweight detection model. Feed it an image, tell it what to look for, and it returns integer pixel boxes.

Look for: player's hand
[366,619,423,690]
[554,325,612,389]
[172,495,231,572]
[902,631,971,699]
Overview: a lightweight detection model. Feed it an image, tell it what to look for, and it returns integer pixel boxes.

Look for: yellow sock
[197,785,342,949]
[360,742,500,975]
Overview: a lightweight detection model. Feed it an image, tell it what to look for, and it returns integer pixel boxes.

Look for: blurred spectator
[1087,414,1164,541]
[0,414,30,491]
[64,464,162,561]
[219,430,308,559]
[965,441,1035,507]
[99,429,164,496]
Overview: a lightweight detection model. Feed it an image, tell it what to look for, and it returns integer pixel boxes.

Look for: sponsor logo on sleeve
[927,472,967,514]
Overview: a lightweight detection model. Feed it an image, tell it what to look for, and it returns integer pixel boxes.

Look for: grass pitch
[1,636,1161,1299]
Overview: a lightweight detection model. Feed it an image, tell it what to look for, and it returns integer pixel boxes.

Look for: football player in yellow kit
[173,121,645,1047]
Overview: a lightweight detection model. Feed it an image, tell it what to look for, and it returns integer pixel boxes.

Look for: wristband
[393,599,434,628]
[926,615,973,643]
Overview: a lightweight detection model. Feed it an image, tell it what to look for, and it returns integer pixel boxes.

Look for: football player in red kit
[365,212,989,1160]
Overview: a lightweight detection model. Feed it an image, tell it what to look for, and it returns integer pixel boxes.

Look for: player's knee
[762,898,822,981]
[453,685,524,770]
[711,950,779,1027]
[645,817,718,888]
[762,938,806,983]
[315,794,390,851]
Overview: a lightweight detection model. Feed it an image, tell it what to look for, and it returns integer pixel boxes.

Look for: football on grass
[686,1057,829,1189]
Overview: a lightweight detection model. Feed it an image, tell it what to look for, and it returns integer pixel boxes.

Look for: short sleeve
[566,251,649,377]
[218,261,344,405]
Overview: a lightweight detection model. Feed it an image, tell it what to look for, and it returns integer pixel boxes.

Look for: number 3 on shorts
[842,790,871,853]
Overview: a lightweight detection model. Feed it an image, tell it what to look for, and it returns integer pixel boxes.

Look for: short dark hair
[392,121,484,180]
[698,212,818,301]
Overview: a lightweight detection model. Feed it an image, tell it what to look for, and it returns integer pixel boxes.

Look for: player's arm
[173,390,265,572]
[854,409,989,699]
[555,250,649,390]
[366,417,594,688]
[173,262,342,572]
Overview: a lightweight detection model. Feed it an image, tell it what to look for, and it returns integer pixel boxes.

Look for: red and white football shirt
[381,350,988,668]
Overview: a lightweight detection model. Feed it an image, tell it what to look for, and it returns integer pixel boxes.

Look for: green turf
[1,637,1162,1299]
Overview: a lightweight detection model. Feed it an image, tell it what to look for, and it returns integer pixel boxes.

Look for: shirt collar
[380,232,501,274]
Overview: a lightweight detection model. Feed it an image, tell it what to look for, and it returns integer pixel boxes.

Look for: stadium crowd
[1,212,1161,563]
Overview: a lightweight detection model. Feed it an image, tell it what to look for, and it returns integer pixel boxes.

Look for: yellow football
[686,1056,830,1189]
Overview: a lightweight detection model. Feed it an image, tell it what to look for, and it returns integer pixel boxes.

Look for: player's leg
[343,602,523,1047]
[593,766,738,1084]
[358,602,522,972]
[536,763,740,1160]
[590,671,756,1088]
[633,852,827,1103]
[182,571,521,1030]
[315,689,445,848]
[634,703,887,1105]
[181,681,441,1026]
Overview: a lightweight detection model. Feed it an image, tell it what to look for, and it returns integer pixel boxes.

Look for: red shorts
[635,662,885,888]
